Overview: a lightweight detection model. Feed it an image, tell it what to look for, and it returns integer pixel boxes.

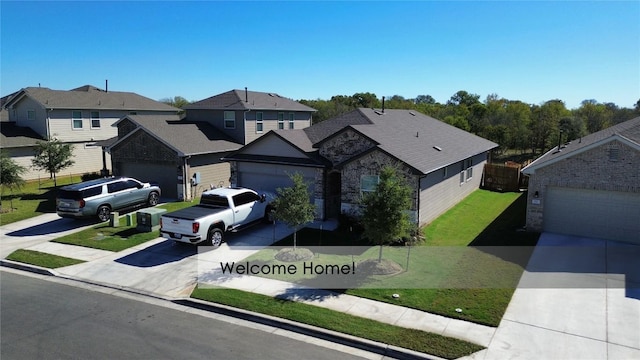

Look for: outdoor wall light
[534,191,539,198]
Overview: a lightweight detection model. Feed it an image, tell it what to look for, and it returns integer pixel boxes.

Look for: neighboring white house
[1,85,180,180]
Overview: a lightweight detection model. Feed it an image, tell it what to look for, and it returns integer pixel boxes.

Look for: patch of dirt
[356,258,403,275]
[275,248,314,262]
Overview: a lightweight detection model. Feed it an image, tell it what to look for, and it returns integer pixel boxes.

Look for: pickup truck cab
[160,187,274,246]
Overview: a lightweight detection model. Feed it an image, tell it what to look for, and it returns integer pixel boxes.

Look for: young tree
[361,166,412,261]
[272,172,316,249]
[31,137,75,187]
[0,151,26,211]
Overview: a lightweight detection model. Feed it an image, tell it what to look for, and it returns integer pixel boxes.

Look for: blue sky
[1,1,639,109]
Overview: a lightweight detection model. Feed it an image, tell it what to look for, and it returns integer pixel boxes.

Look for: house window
[256,112,263,133]
[72,110,83,129]
[90,111,100,128]
[289,112,295,129]
[360,175,379,196]
[129,111,137,115]
[609,148,620,161]
[27,110,36,121]
[224,111,236,129]
[278,112,284,130]
[460,171,465,185]
[465,159,473,181]
[442,166,448,178]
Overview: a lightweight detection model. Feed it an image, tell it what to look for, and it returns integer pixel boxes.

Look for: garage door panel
[544,187,640,244]
[121,163,177,199]
[236,163,316,194]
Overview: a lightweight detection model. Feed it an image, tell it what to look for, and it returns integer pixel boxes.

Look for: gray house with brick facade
[224,108,498,225]
[522,116,640,244]
[109,115,242,200]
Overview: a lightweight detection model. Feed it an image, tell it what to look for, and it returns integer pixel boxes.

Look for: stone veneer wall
[526,140,640,231]
[340,150,419,220]
[319,129,376,165]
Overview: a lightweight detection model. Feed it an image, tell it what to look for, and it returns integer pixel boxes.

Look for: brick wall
[526,140,640,231]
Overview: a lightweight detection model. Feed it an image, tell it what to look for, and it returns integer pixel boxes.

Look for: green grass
[6,249,85,268]
[51,201,196,252]
[191,287,484,359]
[348,190,539,326]
[423,190,522,246]
[235,189,539,327]
[0,175,82,225]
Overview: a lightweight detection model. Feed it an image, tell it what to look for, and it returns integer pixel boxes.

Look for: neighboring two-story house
[108,89,317,200]
[184,88,316,144]
[1,85,180,180]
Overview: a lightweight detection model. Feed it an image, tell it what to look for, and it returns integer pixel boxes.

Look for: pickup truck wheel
[147,192,160,206]
[97,206,111,222]
[207,228,223,247]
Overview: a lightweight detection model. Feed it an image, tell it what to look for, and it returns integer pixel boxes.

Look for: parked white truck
[160,187,275,246]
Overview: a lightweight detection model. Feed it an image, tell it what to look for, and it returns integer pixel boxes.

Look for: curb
[1,260,445,360]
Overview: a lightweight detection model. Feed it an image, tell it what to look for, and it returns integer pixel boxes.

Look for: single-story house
[522,116,640,244]
[223,108,498,225]
[109,115,243,199]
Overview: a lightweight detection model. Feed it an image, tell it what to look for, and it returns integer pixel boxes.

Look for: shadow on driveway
[115,240,198,268]
[6,218,96,237]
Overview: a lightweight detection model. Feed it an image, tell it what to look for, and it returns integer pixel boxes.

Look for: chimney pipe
[382,96,385,113]
[105,79,108,93]
[245,87,248,102]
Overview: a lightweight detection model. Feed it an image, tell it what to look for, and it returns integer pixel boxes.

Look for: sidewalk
[1,214,495,358]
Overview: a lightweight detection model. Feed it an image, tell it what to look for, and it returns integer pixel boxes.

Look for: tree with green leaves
[361,166,412,261]
[31,137,75,187]
[0,151,26,211]
[272,172,316,249]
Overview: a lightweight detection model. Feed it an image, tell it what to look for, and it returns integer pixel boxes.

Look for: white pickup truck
[160,187,275,246]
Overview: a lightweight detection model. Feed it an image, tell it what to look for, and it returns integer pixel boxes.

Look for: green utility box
[136,208,167,232]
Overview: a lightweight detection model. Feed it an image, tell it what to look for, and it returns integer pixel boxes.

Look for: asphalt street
[0,270,376,360]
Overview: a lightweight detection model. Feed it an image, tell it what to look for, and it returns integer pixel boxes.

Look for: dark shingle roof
[1,122,45,148]
[522,116,640,174]
[114,115,243,156]
[5,86,180,112]
[309,108,497,174]
[186,89,316,112]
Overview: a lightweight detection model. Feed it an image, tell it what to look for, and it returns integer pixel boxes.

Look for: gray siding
[418,154,487,226]
[186,109,246,144]
[188,153,232,198]
[10,96,47,137]
[242,135,308,158]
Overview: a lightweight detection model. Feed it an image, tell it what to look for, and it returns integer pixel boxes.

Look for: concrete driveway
[478,233,640,360]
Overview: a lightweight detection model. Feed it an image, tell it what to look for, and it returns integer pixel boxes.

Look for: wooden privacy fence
[482,162,528,192]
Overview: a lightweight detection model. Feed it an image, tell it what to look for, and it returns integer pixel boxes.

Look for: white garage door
[120,163,178,199]
[544,187,640,244]
[236,162,317,195]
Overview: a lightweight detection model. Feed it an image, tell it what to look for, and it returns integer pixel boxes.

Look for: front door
[325,171,341,219]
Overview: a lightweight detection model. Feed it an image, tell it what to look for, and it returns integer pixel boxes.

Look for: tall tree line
[299,92,640,156]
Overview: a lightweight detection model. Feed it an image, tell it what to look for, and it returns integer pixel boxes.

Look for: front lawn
[6,249,85,268]
[226,189,538,327]
[191,287,484,359]
[52,201,197,252]
[0,175,82,225]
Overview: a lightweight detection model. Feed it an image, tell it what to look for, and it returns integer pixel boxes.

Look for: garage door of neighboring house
[236,162,316,194]
[543,187,640,244]
[120,163,178,199]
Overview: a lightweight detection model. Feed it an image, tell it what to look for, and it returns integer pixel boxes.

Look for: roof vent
[268,93,275,97]
[409,111,416,116]
[433,146,442,151]
[374,110,383,115]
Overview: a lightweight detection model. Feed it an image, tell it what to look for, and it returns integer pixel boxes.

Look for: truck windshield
[200,194,229,207]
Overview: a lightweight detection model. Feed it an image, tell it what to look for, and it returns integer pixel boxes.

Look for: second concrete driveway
[52,221,298,297]
[478,233,640,360]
